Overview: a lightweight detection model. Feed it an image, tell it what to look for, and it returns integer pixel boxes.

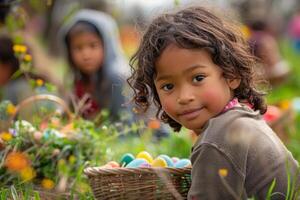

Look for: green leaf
[266,178,276,200]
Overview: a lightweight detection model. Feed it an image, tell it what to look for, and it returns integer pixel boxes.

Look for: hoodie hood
[60,9,129,77]
[59,9,130,118]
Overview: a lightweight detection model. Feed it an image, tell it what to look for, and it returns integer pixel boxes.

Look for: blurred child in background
[248,20,290,85]
[61,9,129,120]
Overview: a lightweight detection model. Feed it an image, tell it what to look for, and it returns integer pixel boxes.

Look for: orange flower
[20,167,36,182]
[0,132,12,141]
[4,152,30,172]
[41,178,55,190]
[147,119,161,129]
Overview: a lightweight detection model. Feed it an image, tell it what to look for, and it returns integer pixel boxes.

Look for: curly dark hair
[128,6,267,132]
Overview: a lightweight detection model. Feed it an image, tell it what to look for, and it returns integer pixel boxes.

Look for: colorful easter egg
[136,151,153,163]
[120,153,135,167]
[33,131,43,141]
[172,157,180,164]
[126,158,148,168]
[158,155,174,167]
[152,157,167,167]
[42,128,62,139]
[140,162,151,167]
[107,161,120,168]
[100,164,113,168]
[174,159,191,168]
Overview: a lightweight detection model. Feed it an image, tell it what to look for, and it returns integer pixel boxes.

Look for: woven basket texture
[84,167,191,200]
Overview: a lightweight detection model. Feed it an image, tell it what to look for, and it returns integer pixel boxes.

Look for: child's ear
[227,78,241,90]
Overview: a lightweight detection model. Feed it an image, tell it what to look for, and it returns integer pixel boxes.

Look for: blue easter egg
[120,153,135,167]
[42,128,62,140]
[158,155,174,167]
[174,159,191,168]
[126,158,148,168]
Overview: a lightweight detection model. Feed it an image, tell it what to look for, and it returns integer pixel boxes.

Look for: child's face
[70,32,104,74]
[154,44,239,134]
[0,63,12,86]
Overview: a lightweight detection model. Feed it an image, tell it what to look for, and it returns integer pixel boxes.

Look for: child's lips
[178,107,203,120]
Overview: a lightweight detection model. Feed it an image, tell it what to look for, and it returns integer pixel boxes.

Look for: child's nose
[82,48,91,58]
[177,89,195,104]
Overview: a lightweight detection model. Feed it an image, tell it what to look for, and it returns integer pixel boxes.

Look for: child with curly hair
[128,6,299,200]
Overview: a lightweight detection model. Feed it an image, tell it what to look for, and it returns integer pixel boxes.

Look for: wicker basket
[84,167,191,200]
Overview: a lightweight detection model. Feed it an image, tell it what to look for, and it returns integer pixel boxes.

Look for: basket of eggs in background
[84,151,191,200]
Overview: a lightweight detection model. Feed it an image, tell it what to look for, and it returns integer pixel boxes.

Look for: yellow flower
[41,178,55,190]
[0,132,12,141]
[20,167,36,182]
[19,45,27,53]
[6,103,16,115]
[240,25,251,40]
[218,168,228,177]
[279,100,290,111]
[13,45,27,53]
[36,78,44,87]
[13,45,21,53]
[23,54,32,62]
[4,152,30,172]
[69,155,76,164]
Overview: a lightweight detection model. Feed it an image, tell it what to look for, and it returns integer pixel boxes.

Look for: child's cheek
[161,100,175,116]
[200,89,221,107]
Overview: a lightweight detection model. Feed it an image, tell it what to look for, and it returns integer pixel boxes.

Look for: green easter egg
[120,153,135,167]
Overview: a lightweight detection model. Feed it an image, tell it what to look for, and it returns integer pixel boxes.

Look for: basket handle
[9,94,73,122]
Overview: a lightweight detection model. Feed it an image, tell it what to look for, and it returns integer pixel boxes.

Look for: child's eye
[91,43,100,48]
[192,75,205,83]
[161,83,174,91]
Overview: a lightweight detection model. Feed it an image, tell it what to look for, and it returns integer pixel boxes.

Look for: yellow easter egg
[136,151,153,163]
[151,157,167,167]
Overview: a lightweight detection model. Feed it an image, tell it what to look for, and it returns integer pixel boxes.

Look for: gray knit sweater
[188,106,299,200]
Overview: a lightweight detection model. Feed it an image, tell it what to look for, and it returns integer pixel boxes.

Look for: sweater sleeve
[188,144,247,200]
